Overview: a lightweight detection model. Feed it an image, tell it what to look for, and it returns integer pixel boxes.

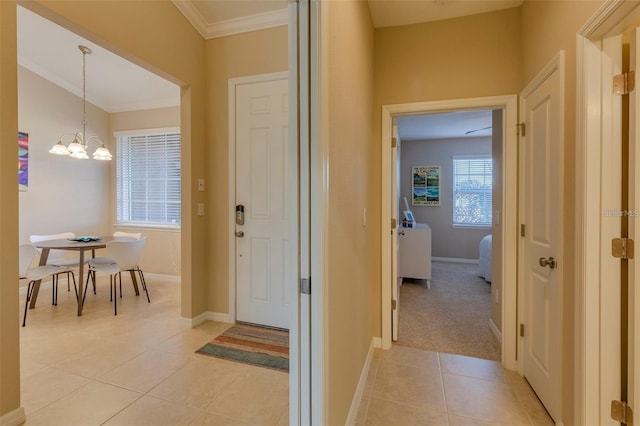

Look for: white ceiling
[17,1,521,119]
[397,110,493,141]
[17,6,180,114]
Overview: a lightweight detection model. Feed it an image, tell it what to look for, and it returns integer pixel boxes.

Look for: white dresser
[399,223,432,287]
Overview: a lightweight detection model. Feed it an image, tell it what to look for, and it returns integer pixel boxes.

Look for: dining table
[31,236,140,316]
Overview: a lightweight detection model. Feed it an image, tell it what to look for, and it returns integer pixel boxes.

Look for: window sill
[451,224,492,230]
[114,222,181,232]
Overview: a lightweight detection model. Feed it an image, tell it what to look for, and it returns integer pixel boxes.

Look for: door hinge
[611,400,633,425]
[300,277,311,295]
[520,324,524,337]
[614,71,635,95]
[391,218,397,229]
[391,299,397,310]
[517,122,526,136]
[391,137,397,148]
[612,237,635,260]
[520,224,525,237]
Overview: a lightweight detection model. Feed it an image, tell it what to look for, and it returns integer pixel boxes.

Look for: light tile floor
[356,345,555,426]
[19,276,289,426]
[20,276,552,426]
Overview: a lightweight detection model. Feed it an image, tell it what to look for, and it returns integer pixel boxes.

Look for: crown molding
[172,1,287,40]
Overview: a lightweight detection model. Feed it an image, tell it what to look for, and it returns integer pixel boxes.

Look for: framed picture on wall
[412,165,440,206]
[18,132,28,192]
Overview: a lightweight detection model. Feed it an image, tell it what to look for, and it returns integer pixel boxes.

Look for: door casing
[380,95,518,371]
[576,1,640,423]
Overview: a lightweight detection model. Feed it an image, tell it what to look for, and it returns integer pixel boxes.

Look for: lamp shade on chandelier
[49,45,112,161]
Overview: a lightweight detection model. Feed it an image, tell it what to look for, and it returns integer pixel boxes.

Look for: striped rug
[196,324,289,372]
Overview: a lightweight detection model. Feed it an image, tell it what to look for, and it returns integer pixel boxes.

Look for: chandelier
[49,45,112,161]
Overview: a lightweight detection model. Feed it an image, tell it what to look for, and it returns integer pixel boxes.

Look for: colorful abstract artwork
[18,132,28,191]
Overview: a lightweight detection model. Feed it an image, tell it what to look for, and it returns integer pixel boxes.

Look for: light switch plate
[197,203,205,216]
[198,178,205,192]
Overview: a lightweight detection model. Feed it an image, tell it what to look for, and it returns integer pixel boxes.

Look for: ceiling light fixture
[49,45,112,161]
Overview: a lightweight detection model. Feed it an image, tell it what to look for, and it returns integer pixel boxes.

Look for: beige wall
[110,107,181,277]
[520,2,603,425]
[2,0,206,418]
[18,67,111,246]
[204,26,288,313]
[400,137,492,260]
[0,0,21,418]
[326,0,376,423]
[373,6,522,347]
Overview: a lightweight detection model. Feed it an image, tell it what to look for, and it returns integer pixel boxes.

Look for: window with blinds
[116,131,181,227]
[452,156,492,227]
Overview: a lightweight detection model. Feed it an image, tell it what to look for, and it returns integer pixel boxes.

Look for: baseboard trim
[0,407,26,426]
[345,337,378,426]
[180,311,233,328]
[432,257,479,264]
[489,318,502,343]
[144,272,181,282]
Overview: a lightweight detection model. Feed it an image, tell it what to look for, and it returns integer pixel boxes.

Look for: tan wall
[373,6,522,344]
[110,107,181,277]
[2,0,205,417]
[18,67,111,247]
[326,0,376,423]
[0,0,21,418]
[520,2,603,425]
[204,26,288,313]
[21,0,208,320]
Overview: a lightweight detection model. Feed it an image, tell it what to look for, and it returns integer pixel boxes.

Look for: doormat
[196,324,289,373]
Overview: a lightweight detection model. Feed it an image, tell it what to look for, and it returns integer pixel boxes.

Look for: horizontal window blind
[116,132,181,226]
[452,156,492,226]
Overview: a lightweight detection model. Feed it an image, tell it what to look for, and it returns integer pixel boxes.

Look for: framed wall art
[18,132,28,191]
[412,165,440,206]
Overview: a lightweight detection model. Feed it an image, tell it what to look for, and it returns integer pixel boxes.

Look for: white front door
[520,54,563,422]
[235,77,291,330]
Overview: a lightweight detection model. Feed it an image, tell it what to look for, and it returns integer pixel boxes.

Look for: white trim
[432,256,479,264]
[144,272,181,282]
[179,311,233,328]
[113,127,180,137]
[0,407,26,426]
[575,2,640,423]
[489,318,502,343]
[171,1,288,40]
[228,71,289,327]
[381,95,518,372]
[345,337,380,426]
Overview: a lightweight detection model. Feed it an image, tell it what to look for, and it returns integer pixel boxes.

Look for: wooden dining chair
[20,244,73,326]
[85,237,149,315]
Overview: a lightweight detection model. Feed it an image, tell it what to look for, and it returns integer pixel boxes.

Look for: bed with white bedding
[478,234,492,283]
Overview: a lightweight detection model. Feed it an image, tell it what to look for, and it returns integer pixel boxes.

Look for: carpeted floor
[397,261,501,361]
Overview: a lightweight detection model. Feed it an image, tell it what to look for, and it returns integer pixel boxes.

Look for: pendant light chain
[82,46,87,143]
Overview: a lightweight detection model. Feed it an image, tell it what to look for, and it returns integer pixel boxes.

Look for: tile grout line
[436,352,453,425]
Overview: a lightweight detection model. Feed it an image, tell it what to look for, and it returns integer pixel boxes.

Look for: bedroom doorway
[381,95,519,371]
[394,109,499,361]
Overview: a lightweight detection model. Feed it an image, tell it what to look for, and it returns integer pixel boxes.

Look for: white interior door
[391,122,399,341]
[236,77,292,330]
[520,54,563,422]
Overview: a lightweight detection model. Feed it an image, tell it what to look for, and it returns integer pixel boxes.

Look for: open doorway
[395,110,500,361]
[381,95,519,371]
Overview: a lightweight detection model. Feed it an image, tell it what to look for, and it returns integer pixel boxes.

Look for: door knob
[235,231,244,238]
[539,257,556,269]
